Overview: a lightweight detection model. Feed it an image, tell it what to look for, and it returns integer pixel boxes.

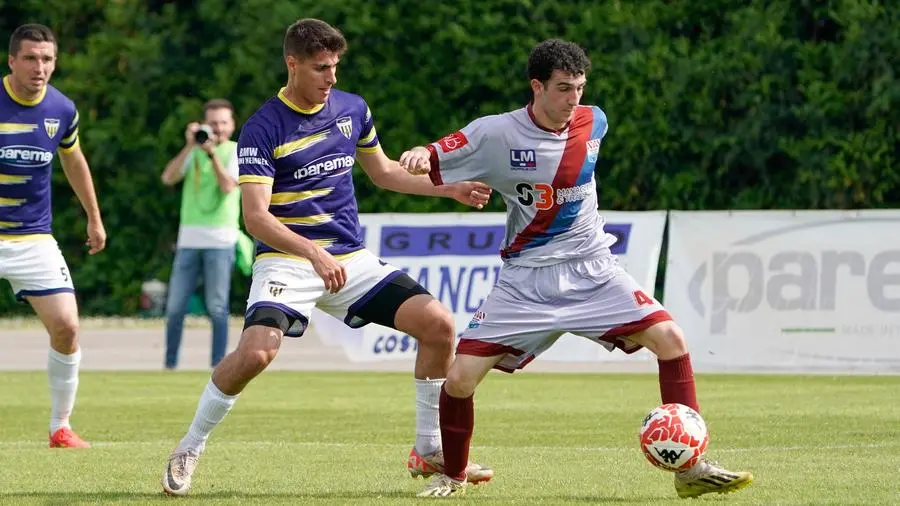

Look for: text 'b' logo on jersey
[510,149,536,170]
[44,118,60,139]
[437,131,468,153]
[336,116,353,139]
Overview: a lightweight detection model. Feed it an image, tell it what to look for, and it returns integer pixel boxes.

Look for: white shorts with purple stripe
[458,254,672,372]
[0,236,74,300]
[245,248,402,337]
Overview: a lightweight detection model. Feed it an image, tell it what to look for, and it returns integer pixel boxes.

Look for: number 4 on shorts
[633,290,653,306]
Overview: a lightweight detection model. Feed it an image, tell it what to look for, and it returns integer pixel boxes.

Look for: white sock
[48,347,81,434]
[177,379,238,453]
[414,378,444,456]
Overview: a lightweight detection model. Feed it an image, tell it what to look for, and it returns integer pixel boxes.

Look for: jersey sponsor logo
[44,118,60,138]
[0,145,53,168]
[514,181,594,210]
[586,138,601,163]
[336,116,353,139]
[515,182,555,210]
[555,181,594,204]
[437,131,468,153]
[293,153,355,180]
[238,147,271,167]
[510,149,536,170]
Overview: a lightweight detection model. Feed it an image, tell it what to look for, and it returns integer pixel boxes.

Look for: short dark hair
[9,24,57,57]
[527,39,591,84]
[203,98,234,114]
[283,18,347,60]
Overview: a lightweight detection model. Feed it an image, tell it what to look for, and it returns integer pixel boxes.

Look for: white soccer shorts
[245,248,403,337]
[458,254,672,372]
[0,236,75,300]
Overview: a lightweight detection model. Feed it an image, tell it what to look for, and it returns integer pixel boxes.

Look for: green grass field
[0,371,897,505]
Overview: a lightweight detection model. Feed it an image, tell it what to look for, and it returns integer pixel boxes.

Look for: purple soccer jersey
[237,88,379,259]
[0,76,79,236]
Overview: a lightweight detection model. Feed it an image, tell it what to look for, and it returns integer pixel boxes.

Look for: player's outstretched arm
[58,145,106,254]
[241,182,346,292]
[357,148,490,209]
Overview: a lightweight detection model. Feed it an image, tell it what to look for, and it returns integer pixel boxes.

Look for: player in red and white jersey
[401,39,753,499]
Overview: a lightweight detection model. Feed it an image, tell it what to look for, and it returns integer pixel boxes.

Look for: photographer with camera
[160,99,241,370]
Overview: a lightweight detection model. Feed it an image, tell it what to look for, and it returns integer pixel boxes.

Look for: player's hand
[86,218,106,255]
[398,146,431,175]
[310,247,347,293]
[184,122,201,146]
[448,181,492,209]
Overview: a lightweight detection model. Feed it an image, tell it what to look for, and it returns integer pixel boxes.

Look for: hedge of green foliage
[0,0,896,315]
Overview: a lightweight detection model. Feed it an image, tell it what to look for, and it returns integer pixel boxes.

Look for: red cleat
[49,427,91,448]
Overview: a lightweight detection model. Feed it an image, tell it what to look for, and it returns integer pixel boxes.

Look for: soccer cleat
[417,473,467,497]
[674,458,753,498]
[48,427,91,448]
[408,447,494,484]
[161,448,201,496]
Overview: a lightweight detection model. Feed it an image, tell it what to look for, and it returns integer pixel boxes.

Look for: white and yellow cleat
[161,448,201,496]
[417,473,467,497]
[408,447,494,484]
[674,458,753,499]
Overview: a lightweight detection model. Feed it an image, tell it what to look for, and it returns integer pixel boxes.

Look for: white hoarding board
[664,210,900,373]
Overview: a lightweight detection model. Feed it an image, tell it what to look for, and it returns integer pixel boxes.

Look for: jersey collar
[3,75,46,106]
[526,102,568,135]
[278,87,325,114]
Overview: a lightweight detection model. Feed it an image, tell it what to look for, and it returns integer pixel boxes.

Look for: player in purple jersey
[400,39,753,499]
[0,24,106,448]
[161,19,493,496]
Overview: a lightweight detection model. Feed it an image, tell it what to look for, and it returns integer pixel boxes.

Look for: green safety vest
[180,141,241,229]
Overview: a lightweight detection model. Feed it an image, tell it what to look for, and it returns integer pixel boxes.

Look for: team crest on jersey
[586,138,601,163]
[44,118,60,139]
[336,116,353,139]
[267,280,287,297]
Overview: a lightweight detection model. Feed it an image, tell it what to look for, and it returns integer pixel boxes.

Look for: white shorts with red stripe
[457,254,671,373]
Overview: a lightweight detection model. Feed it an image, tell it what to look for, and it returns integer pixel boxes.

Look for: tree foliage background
[0,0,896,315]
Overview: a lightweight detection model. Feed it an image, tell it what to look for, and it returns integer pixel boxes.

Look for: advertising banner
[664,210,900,373]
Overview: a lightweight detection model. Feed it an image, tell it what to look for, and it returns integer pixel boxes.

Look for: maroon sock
[439,385,473,481]
[658,353,700,412]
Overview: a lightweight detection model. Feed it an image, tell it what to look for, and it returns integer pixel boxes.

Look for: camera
[193,124,214,144]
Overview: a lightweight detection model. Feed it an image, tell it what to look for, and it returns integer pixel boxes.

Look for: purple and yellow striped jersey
[426,104,617,267]
[237,88,379,259]
[0,76,79,236]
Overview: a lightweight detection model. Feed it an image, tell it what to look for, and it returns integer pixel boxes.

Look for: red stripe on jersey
[501,106,594,259]
[425,144,443,185]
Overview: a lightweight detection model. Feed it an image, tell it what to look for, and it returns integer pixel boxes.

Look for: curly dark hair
[283,18,347,60]
[527,39,591,83]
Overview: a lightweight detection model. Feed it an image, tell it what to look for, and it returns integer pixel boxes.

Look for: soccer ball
[639,403,709,472]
